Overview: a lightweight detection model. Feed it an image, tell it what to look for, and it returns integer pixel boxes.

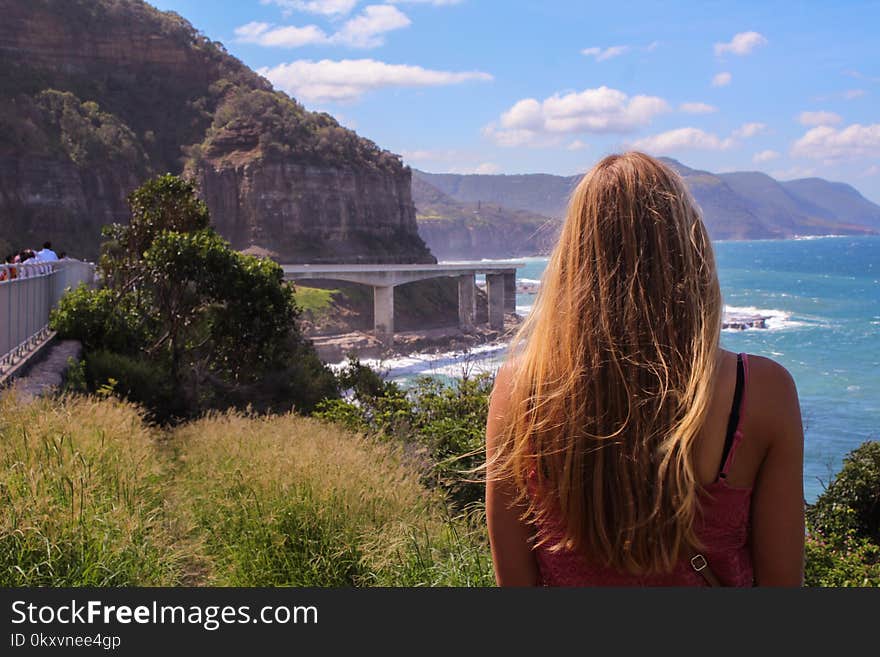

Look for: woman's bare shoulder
[744,353,798,400]
[741,353,802,446]
[490,358,519,406]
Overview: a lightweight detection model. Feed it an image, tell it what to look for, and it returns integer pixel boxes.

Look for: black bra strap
[718,353,745,479]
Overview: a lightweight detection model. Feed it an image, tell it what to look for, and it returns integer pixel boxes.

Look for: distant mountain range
[413,159,879,258]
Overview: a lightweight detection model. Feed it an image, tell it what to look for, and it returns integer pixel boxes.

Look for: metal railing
[0,259,96,377]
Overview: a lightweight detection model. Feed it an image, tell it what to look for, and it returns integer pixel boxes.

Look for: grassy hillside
[0,390,492,586]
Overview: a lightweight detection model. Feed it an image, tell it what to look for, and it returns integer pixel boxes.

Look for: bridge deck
[282,262,524,275]
[281,261,524,345]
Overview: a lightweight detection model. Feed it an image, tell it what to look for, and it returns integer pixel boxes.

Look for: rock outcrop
[194,161,428,264]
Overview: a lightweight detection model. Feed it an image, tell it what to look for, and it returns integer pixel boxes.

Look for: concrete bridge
[282,262,524,344]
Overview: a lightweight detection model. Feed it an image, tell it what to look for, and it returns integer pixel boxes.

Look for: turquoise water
[372,236,879,502]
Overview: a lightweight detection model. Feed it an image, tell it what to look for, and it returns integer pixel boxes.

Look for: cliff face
[194,160,427,264]
[0,154,143,258]
[0,0,433,264]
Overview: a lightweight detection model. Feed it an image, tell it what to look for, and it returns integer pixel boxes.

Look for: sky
[150,0,880,203]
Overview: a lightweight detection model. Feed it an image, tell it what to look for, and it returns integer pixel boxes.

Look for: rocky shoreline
[308,314,522,364]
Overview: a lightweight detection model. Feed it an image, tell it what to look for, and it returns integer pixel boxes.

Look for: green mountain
[0,0,432,264]
[780,178,880,231]
[414,160,877,255]
[413,176,559,259]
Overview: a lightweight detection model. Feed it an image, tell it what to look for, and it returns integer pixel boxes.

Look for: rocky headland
[0,0,432,265]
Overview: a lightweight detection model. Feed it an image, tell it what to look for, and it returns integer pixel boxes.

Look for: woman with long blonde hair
[486,152,805,586]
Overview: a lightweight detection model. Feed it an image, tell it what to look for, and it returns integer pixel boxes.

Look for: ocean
[354,235,879,503]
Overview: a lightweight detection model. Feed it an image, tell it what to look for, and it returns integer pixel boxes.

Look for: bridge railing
[0,259,96,378]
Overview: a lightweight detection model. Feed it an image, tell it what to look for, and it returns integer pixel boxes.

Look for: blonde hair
[492,152,722,574]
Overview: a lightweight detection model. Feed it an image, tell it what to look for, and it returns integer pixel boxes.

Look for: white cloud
[235,21,328,47]
[401,149,445,161]
[772,165,817,180]
[567,139,589,151]
[798,111,842,126]
[753,149,780,163]
[845,89,866,99]
[331,5,410,48]
[402,150,499,174]
[630,127,734,153]
[679,102,718,114]
[261,0,358,17]
[236,5,411,49]
[843,69,880,83]
[581,45,630,62]
[485,86,669,147]
[472,162,500,174]
[732,122,767,138]
[443,163,501,174]
[260,58,492,102]
[714,31,768,56]
[712,72,732,87]
[861,164,880,177]
[791,123,880,160]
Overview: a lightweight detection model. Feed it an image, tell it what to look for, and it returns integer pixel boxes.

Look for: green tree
[52,174,338,419]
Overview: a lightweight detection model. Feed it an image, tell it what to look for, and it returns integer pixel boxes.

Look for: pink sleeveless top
[528,354,754,587]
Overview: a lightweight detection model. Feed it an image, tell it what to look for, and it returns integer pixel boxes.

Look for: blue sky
[150,0,880,202]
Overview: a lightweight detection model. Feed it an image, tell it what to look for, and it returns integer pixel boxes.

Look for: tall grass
[0,390,493,586]
[170,411,492,586]
[0,390,189,585]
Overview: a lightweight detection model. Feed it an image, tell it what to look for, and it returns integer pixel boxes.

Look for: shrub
[805,533,880,587]
[805,440,880,587]
[806,441,880,545]
[84,350,178,422]
[50,284,148,354]
[317,361,493,509]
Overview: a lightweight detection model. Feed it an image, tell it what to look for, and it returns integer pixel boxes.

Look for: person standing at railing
[0,254,16,281]
[35,241,59,262]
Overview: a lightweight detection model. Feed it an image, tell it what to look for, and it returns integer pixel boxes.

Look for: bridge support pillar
[486,274,506,330]
[457,274,476,331]
[373,285,394,346]
[504,272,516,314]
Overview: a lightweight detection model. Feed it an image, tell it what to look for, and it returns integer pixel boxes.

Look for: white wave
[516,304,533,317]
[518,278,542,285]
[330,342,508,381]
[722,305,824,332]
